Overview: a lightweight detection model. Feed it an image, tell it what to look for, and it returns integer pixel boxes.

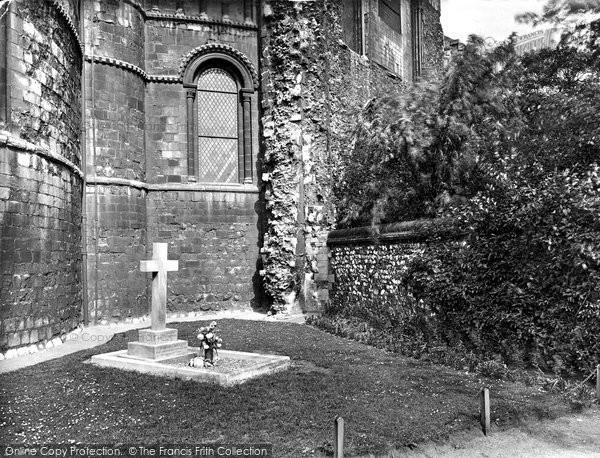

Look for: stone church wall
[420,0,444,80]
[0,0,444,349]
[0,0,83,351]
[84,0,264,321]
[84,0,148,322]
[146,190,262,311]
[143,5,262,313]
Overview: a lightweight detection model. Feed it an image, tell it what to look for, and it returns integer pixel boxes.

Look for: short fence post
[334,416,344,458]
[480,387,490,436]
[596,365,600,403]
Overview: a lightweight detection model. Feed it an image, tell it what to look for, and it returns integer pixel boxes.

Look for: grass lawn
[0,320,570,456]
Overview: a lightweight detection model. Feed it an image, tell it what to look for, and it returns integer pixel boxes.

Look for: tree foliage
[333,21,600,374]
[334,36,521,227]
[516,0,600,26]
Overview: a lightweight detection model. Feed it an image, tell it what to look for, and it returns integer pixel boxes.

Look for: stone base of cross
[127,243,189,360]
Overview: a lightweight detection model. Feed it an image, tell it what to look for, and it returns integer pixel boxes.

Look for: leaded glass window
[197,68,239,183]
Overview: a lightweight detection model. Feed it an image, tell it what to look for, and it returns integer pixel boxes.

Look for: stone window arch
[182,46,257,184]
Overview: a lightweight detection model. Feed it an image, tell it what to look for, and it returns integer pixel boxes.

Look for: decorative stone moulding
[120,0,258,31]
[146,74,182,84]
[145,10,257,31]
[86,46,258,88]
[0,131,83,178]
[84,55,181,84]
[86,175,260,194]
[48,0,84,56]
[179,43,259,90]
[123,0,144,15]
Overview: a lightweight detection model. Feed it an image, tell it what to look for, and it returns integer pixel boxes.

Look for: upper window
[379,0,401,34]
[196,68,240,183]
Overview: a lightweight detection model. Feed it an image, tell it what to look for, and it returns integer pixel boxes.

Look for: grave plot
[90,243,290,385]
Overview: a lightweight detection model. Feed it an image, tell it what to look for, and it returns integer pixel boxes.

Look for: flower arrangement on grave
[189,321,222,368]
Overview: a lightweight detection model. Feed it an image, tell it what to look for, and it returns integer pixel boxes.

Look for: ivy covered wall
[259,0,443,313]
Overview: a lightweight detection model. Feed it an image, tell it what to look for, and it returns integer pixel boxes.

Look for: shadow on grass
[0,320,570,457]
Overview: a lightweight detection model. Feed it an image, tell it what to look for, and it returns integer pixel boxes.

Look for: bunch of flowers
[196,321,223,352]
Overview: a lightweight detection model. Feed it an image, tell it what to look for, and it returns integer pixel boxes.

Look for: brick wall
[0,147,83,351]
[0,4,7,127]
[10,1,82,165]
[145,83,187,182]
[329,242,426,317]
[90,0,145,68]
[0,0,83,351]
[144,20,259,76]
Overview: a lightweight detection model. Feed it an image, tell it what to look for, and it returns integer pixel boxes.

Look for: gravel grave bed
[167,357,261,374]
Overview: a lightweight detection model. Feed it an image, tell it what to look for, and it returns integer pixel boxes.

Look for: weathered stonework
[147,188,262,311]
[260,0,443,313]
[85,183,147,322]
[84,0,263,323]
[84,0,148,323]
[420,0,444,79]
[0,0,444,351]
[326,220,460,321]
[0,0,83,351]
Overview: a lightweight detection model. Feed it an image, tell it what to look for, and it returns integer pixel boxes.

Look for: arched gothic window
[182,47,256,185]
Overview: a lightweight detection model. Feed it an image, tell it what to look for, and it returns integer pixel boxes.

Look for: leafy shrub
[333,36,521,228]
[475,360,509,379]
[329,23,600,375]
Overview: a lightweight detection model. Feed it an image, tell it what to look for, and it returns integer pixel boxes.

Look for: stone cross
[140,243,178,331]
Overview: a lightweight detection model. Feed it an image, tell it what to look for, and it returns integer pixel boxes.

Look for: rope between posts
[473,365,599,396]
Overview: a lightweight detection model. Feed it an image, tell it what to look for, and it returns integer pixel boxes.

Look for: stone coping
[327,218,464,245]
[89,348,290,386]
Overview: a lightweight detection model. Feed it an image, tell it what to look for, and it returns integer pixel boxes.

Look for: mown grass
[0,320,570,456]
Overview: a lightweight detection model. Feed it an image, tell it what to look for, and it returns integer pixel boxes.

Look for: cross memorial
[127,242,189,360]
[140,242,178,330]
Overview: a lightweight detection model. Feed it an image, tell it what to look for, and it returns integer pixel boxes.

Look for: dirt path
[393,406,600,457]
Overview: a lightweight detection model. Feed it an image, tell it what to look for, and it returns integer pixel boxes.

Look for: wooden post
[334,416,344,458]
[480,387,490,436]
[596,364,600,403]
